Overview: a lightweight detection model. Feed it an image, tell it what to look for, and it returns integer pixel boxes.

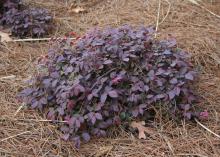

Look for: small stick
[0,131,30,142]
[188,0,220,19]
[201,5,220,19]
[163,135,175,155]
[195,118,220,139]
[13,38,51,42]
[159,0,171,25]
[155,0,161,38]
[159,133,175,155]
[4,118,68,123]
[0,75,16,80]
[13,103,26,117]
[176,153,207,157]
[12,37,76,42]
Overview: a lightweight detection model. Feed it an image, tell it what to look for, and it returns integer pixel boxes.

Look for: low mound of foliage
[0,0,53,38]
[0,0,22,14]
[18,26,200,147]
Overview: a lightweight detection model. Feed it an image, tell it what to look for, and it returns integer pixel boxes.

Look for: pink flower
[112,76,123,84]
[199,110,209,119]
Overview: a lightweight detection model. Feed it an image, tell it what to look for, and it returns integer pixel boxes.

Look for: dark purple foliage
[0,0,53,38]
[0,0,22,14]
[18,26,199,148]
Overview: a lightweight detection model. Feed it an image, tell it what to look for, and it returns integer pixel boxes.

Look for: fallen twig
[1,118,67,123]
[159,0,171,25]
[176,153,208,157]
[195,118,220,139]
[0,131,31,142]
[12,37,76,42]
[201,5,220,19]
[13,103,26,117]
[155,0,161,38]
[0,75,16,81]
[188,0,220,19]
[160,134,175,155]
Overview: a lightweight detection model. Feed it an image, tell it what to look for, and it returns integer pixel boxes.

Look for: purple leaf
[163,50,172,55]
[139,104,147,109]
[91,116,96,124]
[156,79,163,86]
[62,134,70,141]
[168,90,176,100]
[184,112,192,119]
[82,132,90,142]
[100,130,106,137]
[47,109,55,120]
[87,94,93,101]
[139,107,144,115]
[66,66,73,73]
[171,61,177,67]
[170,78,178,84]
[31,101,39,108]
[52,79,58,87]
[78,116,84,123]
[103,59,113,64]
[188,95,196,103]
[185,72,194,80]
[167,38,176,47]
[60,126,69,132]
[39,97,47,104]
[42,79,51,88]
[108,90,118,98]
[113,116,121,125]
[70,58,76,63]
[147,94,154,99]
[75,119,81,128]
[73,84,85,96]
[175,87,181,96]
[95,103,104,111]
[148,70,155,77]
[122,57,129,62]
[132,109,139,117]
[156,94,165,99]
[73,136,81,149]
[144,85,149,92]
[50,72,59,78]
[112,104,119,112]
[184,104,190,111]
[67,100,75,111]
[156,68,165,75]
[95,113,103,120]
[100,93,107,103]
[57,55,65,62]
[180,67,188,75]
[92,89,99,97]
[22,88,33,96]
[68,117,75,126]
[57,107,65,115]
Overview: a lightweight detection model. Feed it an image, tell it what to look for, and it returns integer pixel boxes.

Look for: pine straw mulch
[0,0,220,156]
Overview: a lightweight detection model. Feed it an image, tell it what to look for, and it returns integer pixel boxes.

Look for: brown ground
[0,0,220,156]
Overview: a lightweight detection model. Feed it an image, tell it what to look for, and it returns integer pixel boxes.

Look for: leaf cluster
[0,0,53,38]
[18,26,199,147]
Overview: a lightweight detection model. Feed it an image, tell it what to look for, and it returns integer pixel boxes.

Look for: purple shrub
[0,0,22,20]
[18,26,199,147]
[0,0,53,38]
[0,0,22,12]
